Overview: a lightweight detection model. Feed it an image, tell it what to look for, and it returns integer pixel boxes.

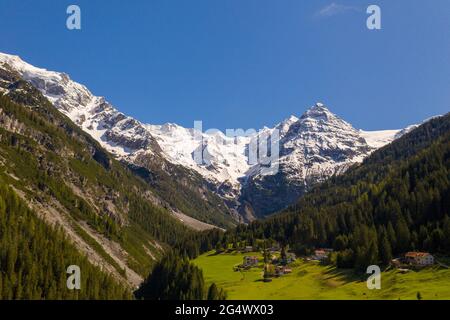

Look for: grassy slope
[193,251,450,300]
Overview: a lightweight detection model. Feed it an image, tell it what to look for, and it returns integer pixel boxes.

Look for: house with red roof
[404,252,434,266]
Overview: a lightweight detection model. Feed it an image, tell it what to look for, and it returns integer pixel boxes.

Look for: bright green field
[192,251,450,300]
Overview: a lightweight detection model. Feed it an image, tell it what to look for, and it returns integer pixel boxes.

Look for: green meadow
[192,251,450,300]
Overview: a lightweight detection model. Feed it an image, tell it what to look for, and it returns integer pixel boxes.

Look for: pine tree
[379,231,393,265]
[396,219,411,253]
[207,283,227,300]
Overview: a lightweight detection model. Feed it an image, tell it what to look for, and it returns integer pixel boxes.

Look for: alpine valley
[1,52,448,301]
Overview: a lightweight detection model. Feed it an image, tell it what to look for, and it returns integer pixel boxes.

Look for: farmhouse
[313,248,333,261]
[404,252,434,266]
[243,256,259,267]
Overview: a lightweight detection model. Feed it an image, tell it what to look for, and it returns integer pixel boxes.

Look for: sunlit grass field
[192,251,450,300]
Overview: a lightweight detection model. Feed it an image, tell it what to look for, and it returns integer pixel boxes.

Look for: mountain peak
[0,52,22,63]
[300,102,335,122]
[279,114,299,126]
[313,102,325,108]
[0,52,48,76]
[309,102,331,112]
[275,115,299,135]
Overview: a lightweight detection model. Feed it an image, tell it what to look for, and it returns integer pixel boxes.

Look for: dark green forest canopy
[0,182,131,299]
[220,114,450,270]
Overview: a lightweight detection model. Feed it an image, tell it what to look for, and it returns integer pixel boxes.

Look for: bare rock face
[239,104,375,218]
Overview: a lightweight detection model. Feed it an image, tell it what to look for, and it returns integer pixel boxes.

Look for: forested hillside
[219,114,450,270]
[0,183,130,299]
[0,65,210,288]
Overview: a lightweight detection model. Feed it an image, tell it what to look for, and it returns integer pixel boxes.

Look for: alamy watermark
[66,265,81,290]
[367,5,381,30]
[66,5,81,30]
[366,265,381,290]
[67,4,381,31]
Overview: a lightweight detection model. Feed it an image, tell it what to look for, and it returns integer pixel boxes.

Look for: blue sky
[0,0,449,131]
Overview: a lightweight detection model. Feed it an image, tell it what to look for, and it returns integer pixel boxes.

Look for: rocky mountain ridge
[0,52,414,221]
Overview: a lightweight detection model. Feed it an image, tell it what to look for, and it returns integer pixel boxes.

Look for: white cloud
[316,2,360,18]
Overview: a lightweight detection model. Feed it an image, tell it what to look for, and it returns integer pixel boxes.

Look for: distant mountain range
[0,52,421,222]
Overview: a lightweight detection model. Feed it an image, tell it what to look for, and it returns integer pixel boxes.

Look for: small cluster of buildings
[240,244,281,254]
[240,246,297,277]
[242,247,435,270]
[237,246,437,284]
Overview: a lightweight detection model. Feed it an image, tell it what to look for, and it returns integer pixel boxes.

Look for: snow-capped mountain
[145,122,253,196]
[0,52,411,221]
[0,53,162,158]
[239,104,402,219]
